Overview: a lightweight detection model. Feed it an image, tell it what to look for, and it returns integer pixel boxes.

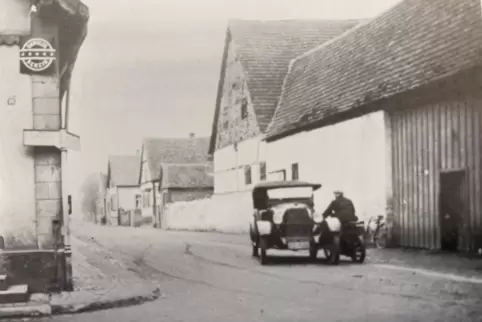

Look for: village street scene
[2,0,482,321]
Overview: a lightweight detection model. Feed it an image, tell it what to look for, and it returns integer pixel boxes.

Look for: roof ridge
[108,154,138,159]
[143,136,209,141]
[290,3,400,64]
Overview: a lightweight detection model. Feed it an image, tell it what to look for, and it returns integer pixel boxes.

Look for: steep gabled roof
[208,19,362,154]
[266,0,482,141]
[161,163,214,189]
[108,155,141,187]
[142,137,210,182]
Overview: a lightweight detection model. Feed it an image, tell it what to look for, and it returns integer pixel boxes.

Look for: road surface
[27,226,482,321]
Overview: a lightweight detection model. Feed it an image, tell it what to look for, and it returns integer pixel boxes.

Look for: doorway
[439,170,465,252]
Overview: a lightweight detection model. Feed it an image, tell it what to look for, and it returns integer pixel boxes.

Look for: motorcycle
[324,220,366,263]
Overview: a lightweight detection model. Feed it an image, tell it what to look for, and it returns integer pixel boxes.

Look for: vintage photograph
[1,0,482,321]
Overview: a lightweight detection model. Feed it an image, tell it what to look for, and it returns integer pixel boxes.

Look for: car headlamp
[273,208,284,224]
[313,211,323,223]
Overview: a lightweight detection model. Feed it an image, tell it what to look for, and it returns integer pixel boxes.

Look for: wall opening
[439,170,466,252]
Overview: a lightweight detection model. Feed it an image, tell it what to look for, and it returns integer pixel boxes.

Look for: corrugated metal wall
[391,93,482,250]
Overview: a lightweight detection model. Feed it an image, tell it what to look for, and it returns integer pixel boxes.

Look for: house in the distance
[158,163,214,227]
[207,19,361,220]
[105,155,141,226]
[138,134,210,227]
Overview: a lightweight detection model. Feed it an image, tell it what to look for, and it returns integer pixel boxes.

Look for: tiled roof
[208,19,361,154]
[108,155,141,187]
[161,163,214,189]
[143,137,210,181]
[0,36,20,46]
[266,0,482,140]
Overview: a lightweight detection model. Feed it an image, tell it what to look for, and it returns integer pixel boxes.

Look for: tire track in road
[74,232,482,313]
[178,243,445,303]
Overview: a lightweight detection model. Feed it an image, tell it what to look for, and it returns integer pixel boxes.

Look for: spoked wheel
[324,236,340,265]
[351,239,366,263]
[309,243,318,261]
[375,232,387,249]
[259,237,268,266]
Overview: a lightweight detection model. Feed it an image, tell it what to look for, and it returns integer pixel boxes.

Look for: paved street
[26,223,482,322]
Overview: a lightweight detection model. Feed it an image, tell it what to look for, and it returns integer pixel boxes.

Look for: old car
[249,180,342,265]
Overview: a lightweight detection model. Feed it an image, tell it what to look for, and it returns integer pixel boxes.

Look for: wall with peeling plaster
[0,46,38,248]
[0,0,30,35]
[266,111,390,223]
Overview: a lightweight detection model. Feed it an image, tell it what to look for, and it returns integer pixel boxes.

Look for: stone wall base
[0,250,69,293]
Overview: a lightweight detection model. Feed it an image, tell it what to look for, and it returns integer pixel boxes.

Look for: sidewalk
[50,236,160,315]
[367,247,482,280]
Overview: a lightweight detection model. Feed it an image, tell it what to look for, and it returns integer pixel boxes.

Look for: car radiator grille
[283,208,313,238]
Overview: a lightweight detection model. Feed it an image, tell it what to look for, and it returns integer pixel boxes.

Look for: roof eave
[208,27,232,156]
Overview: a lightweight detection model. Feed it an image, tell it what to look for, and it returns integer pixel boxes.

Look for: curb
[0,303,51,320]
[372,264,482,284]
[51,287,161,315]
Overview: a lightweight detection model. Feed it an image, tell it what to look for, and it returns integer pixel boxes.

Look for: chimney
[189,133,195,139]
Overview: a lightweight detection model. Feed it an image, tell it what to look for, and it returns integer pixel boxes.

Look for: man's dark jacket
[322,196,358,223]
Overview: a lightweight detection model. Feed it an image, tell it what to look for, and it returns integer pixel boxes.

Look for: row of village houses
[98,0,482,253]
[96,134,215,228]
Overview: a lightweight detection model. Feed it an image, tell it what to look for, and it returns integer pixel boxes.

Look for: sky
[67,0,402,204]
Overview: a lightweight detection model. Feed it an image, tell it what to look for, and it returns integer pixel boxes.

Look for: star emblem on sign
[19,38,56,72]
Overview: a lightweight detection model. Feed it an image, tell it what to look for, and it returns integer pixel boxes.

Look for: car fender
[257,220,272,236]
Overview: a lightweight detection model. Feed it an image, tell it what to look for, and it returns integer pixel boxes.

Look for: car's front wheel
[259,237,268,265]
[324,235,340,265]
[309,243,318,261]
[252,239,259,257]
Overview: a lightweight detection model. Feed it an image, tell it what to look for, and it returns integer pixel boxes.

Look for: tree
[80,172,104,222]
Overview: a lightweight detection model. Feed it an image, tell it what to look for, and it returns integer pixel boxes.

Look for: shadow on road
[257,255,362,267]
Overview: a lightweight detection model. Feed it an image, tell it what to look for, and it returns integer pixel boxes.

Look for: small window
[244,165,252,185]
[241,98,248,119]
[223,121,229,129]
[135,194,141,209]
[259,162,266,181]
[291,163,299,180]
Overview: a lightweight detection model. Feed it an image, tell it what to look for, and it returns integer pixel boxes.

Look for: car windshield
[266,187,313,200]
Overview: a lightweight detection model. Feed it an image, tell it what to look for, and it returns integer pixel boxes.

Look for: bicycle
[365,215,388,249]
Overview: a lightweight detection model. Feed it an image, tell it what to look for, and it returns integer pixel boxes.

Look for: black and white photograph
[1,0,482,321]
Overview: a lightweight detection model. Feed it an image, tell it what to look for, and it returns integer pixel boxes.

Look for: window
[268,169,286,181]
[244,165,252,185]
[223,121,229,129]
[259,162,266,181]
[241,98,248,119]
[135,194,141,209]
[291,163,299,180]
[143,189,152,208]
[111,196,117,211]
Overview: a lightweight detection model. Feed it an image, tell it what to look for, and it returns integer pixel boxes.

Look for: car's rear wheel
[325,235,340,265]
[259,237,268,265]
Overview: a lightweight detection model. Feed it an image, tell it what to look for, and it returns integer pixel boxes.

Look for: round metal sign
[20,38,56,72]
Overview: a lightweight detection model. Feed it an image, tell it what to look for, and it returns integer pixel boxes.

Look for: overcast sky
[67,0,402,201]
